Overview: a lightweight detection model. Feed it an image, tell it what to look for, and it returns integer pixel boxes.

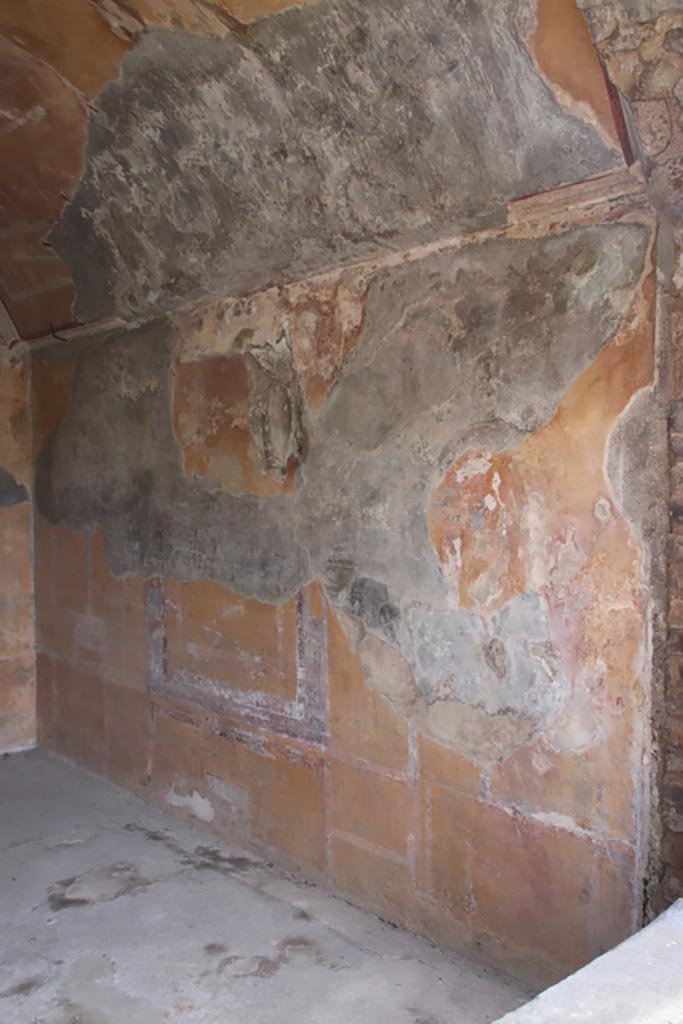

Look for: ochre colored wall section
[532,0,619,148]
[33,185,660,986]
[576,0,683,916]
[661,231,683,907]
[0,345,34,751]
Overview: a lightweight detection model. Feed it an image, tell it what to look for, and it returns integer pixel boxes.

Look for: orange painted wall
[0,346,35,751]
[31,193,661,987]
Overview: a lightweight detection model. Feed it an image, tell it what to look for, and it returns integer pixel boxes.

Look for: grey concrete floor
[0,750,530,1024]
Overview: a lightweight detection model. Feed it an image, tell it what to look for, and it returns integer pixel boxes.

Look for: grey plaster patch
[35,320,310,602]
[247,327,307,478]
[665,27,683,54]
[36,222,649,760]
[353,593,568,761]
[423,700,538,764]
[0,466,28,508]
[50,0,620,324]
[405,593,564,723]
[607,381,668,565]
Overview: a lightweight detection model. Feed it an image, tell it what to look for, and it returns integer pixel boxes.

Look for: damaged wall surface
[49,0,623,326]
[0,344,34,752]
[661,228,683,912]
[8,0,678,991]
[0,0,318,340]
[574,0,683,918]
[33,184,663,982]
[578,0,683,224]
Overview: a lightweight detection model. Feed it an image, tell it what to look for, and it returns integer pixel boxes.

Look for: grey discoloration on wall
[247,329,306,478]
[35,321,309,602]
[408,595,563,718]
[406,593,566,759]
[0,465,28,508]
[608,381,669,565]
[36,222,649,759]
[50,0,620,325]
[300,224,647,606]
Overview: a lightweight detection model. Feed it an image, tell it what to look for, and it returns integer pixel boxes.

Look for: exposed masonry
[49,0,621,325]
[37,220,652,763]
[578,0,683,225]
[660,229,683,910]
[575,0,683,919]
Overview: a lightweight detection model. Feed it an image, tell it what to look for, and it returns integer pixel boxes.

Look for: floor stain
[123,823,263,876]
[193,846,257,874]
[0,975,44,998]
[217,935,335,980]
[58,955,166,1024]
[47,864,148,911]
[204,942,227,956]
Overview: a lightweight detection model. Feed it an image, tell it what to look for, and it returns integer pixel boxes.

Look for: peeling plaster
[36,220,653,763]
[0,466,29,508]
[50,0,622,325]
[167,786,216,822]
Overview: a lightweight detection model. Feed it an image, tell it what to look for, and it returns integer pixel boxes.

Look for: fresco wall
[33,184,664,984]
[576,0,683,919]
[0,344,35,752]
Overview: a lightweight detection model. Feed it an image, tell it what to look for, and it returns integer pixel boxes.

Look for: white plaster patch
[443,536,462,607]
[46,831,94,850]
[594,496,613,524]
[0,104,46,131]
[524,492,549,592]
[527,810,585,837]
[167,786,215,823]
[549,529,586,587]
[546,682,602,753]
[674,249,683,294]
[491,471,502,505]
[531,750,553,776]
[455,454,491,483]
